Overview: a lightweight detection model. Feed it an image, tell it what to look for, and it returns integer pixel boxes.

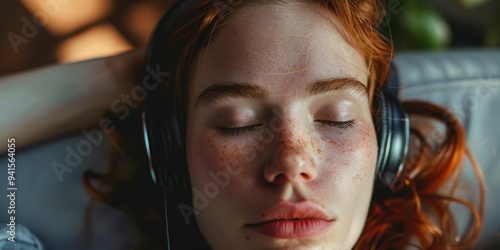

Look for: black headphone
[141,0,410,249]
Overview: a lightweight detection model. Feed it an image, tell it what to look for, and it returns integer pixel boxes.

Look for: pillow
[395,49,500,248]
[0,133,140,250]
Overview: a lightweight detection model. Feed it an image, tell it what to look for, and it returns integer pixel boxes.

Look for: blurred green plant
[381,0,500,50]
[484,10,500,47]
[459,0,491,8]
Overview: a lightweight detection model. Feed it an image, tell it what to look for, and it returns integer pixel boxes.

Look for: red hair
[357,101,485,249]
[83,0,485,249]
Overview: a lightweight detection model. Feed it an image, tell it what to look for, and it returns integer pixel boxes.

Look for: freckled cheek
[186,132,255,192]
[318,126,377,188]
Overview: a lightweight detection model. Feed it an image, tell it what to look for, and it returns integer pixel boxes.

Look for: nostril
[271,172,311,183]
[300,172,310,180]
[274,173,286,182]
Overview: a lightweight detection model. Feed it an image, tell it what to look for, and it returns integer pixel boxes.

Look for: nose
[264,130,318,184]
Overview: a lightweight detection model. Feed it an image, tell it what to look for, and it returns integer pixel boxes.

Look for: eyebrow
[195,78,367,108]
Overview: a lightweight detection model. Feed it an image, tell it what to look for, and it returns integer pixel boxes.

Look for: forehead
[190,3,368,94]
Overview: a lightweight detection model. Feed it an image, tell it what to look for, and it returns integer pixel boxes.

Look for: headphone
[140,0,410,249]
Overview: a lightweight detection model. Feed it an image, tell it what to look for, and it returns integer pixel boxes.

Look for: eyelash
[218,120,354,136]
[218,125,261,136]
[316,120,355,129]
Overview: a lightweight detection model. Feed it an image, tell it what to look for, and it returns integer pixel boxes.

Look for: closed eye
[218,125,262,136]
[316,120,355,129]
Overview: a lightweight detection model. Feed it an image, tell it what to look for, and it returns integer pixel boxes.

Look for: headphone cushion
[375,87,409,188]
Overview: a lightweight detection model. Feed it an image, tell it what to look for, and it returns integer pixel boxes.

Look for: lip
[246,201,335,239]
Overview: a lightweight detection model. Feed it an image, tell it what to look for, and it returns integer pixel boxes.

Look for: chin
[237,235,339,250]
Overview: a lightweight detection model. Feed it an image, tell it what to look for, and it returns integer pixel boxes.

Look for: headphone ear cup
[142,0,198,192]
[375,89,389,177]
[142,110,170,188]
[375,87,410,189]
[142,107,191,194]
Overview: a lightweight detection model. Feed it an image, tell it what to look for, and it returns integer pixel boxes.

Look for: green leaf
[402,1,451,49]
[484,15,500,46]
[459,0,493,8]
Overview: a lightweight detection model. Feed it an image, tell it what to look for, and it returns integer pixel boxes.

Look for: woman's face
[186,2,377,250]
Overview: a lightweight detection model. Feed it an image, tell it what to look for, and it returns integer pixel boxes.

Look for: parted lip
[247,201,335,225]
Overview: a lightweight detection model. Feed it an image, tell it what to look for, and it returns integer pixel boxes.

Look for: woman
[1,0,485,249]
[93,0,482,249]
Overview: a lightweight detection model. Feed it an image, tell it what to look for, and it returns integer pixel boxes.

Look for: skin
[185,2,378,250]
[0,49,144,154]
